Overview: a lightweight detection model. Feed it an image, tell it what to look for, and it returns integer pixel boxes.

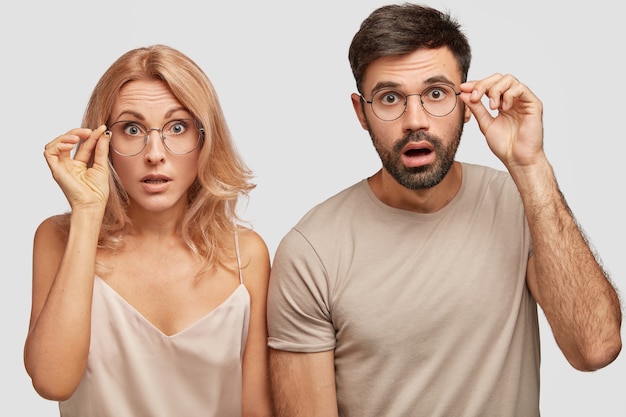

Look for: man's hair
[349,3,472,92]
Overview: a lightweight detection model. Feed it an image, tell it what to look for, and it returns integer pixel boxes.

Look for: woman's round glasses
[107,119,204,157]
[361,84,461,121]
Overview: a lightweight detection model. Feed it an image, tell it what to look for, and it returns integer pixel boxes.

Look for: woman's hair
[68,44,255,272]
[348,3,472,93]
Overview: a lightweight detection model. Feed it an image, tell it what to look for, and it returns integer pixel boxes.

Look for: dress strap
[234,228,243,285]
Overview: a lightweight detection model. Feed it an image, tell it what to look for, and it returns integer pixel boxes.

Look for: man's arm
[461,74,622,370]
[270,349,338,417]
[521,162,621,371]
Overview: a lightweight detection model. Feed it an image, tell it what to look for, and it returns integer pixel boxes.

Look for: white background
[2,0,624,415]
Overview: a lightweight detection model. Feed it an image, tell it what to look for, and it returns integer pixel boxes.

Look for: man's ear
[463,103,472,123]
[351,93,369,130]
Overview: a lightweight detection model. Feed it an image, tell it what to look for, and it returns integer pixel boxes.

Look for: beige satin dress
[59,237,250,417]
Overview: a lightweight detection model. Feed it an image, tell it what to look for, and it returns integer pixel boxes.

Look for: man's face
[351,47,471,190]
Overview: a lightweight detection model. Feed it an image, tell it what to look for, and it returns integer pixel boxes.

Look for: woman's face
[108,79,202,216]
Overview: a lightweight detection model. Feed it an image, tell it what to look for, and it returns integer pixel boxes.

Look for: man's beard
[368,122,464,190]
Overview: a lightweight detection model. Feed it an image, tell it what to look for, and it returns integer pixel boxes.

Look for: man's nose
[402,94,430,131]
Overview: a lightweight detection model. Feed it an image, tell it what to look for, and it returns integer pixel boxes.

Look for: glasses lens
[108,119,202,156]
[162,119,202,155]
[371,90,406,121]
[420,85,458,117]
[369,85,459,120]
[109,121,147,156]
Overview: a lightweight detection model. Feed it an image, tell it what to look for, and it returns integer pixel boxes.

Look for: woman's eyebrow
[110,107,191,123]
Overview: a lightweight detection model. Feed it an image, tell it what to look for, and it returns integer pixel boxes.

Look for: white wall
[2,0,624,415]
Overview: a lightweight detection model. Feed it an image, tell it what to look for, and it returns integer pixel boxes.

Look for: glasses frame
[106,118,205,157]
[360,84,461,121]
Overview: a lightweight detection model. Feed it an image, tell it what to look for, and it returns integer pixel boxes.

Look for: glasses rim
[360,84,461,121]
[106,118,204,157]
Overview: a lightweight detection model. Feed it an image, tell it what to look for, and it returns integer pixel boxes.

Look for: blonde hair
[68,44,254,271]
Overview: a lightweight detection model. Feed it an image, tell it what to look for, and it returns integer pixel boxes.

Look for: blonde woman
[24,45,272,417]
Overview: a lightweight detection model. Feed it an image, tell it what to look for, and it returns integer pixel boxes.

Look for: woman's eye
[125,125,142,136]
[170,123,186,135]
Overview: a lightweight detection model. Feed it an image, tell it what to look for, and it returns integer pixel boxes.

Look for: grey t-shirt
[268,162,540,417]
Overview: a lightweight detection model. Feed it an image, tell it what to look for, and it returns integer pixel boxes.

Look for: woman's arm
[24,126,110,400]
[240,228,274,416]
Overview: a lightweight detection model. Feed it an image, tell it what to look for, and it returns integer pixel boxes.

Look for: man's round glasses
[107,119,204,157]
[361,84,461,121]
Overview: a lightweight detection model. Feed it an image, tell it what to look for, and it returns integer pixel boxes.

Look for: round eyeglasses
[106,119,204,157]
[361,84,461,121]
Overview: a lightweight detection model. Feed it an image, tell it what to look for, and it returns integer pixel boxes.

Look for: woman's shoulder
[35,214,70,242]
[235,225,270,288]
[237,225,269,258]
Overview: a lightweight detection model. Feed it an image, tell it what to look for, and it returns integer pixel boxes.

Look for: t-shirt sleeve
[267,227,336,353]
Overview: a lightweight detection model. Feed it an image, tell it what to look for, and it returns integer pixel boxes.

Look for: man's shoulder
[461,161,506,176]
[460,162,523,211]
[295,180,367,228]
[461,162,514,187]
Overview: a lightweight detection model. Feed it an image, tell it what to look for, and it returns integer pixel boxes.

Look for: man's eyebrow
[369,76,457,95]
[423,75,456,86]
[370,81,402,93]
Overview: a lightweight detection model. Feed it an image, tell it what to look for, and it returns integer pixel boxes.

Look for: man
[266,4,622,416]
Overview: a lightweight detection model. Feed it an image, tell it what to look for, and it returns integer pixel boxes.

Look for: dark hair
[348,3,471,92]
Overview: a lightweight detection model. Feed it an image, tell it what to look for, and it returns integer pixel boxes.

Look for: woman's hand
[43,125,111,212]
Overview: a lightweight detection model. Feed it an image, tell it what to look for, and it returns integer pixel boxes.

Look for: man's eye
[379,92,403,105]
[424,86,452,101]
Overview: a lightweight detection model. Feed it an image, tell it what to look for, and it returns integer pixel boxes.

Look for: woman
[24,45,273,417]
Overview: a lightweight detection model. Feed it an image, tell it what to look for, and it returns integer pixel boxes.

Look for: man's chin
[394,165,449,190]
